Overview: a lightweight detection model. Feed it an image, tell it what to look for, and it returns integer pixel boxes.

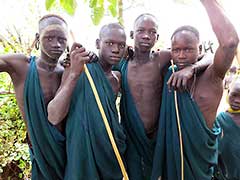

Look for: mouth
[139,42,151,47]
[175,62,191,69]
[50,50,64,54]
[110,56,121,61]
[230,104,240,110]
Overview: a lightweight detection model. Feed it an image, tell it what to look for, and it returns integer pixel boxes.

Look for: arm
[47,43,90,125]
[201,0,239,79]
[167,53,214,90]
[0,54,28,73]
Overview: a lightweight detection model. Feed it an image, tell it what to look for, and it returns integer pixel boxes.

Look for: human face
[133,16,158,52]
[229,82,240,110]
[171,31,199,70]
[97,28,126,65]
[39,20,68,60]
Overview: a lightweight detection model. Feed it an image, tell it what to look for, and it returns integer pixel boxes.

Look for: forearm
[201,0,239,48]
[193,53,214,74]
[47,73,80,125]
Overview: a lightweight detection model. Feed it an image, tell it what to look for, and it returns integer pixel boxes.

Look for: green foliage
[59,0,77,16]
[45,0,119,25]
[46,0,55,10]
[108,0,118,17]
[0,91,31,179]
[0,17,32,179]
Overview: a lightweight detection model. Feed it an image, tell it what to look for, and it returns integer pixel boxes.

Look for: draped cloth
[64,62,126,180]
[117,60,156,180]
[24,56,66,180]
[214,112,240,180]
[151,67,221,180]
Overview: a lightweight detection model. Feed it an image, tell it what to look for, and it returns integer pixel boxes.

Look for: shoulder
[153,50,171,68]
[0,53,29,73]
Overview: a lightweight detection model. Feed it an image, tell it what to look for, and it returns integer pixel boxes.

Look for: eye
[119,43,126,49]
[172,49,180,54]
[150,31,157,35]
[106,42,113,46]
[137,29,144,33]
[47,37,52,41]
[58,38,67,44]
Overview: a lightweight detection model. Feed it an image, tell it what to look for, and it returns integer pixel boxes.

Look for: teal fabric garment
[215,112,240,180]
[118,59,156,180]
[24,56,66,180]
[151,67,221,180]
[64,62,126,180]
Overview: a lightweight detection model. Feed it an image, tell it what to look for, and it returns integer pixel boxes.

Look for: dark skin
[226,80,240,126]
[127,15,211,137]
[0,16,68,132]
[171,0,239,129]
[47,25,126,125]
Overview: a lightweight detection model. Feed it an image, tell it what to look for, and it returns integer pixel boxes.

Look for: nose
[142,32,150,40]
[112,44,120,53]
[178,50,186,59]
[52,38,61,48]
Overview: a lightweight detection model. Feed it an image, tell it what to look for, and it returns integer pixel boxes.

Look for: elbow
[221,36,239,52]
[47,107,61,126]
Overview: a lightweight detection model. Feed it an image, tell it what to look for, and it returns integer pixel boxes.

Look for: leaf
[107,0,117,17]
[89,0,97,8]
[108,4,117,17]
[45,0,55,10]
[60,0,77,16]
[91,6,105,25]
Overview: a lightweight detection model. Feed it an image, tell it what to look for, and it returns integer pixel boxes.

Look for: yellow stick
[171,60,184,180]
[84,65,128,180]
[70,32,128,180]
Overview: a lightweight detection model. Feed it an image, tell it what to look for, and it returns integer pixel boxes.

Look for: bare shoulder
[153,50,171,68]
[0,53,29,73]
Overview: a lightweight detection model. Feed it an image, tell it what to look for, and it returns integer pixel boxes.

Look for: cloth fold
[24,56,66,180]
[151,67,221,180]
[64,62,126,180]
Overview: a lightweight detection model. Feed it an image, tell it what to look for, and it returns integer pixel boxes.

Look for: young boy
[0,14,68,179]
[47,23,127,180]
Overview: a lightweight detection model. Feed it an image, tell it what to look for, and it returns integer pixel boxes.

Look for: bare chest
[192,75,223,128]
[38,70,62,105]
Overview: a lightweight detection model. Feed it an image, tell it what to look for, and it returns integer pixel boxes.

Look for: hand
[167,65,195,91]
[69,43,90,77]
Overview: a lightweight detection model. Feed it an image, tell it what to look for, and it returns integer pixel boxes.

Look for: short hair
[39,14,67,25]
[99,23,125,39]
[171,25,200,41]
[134,13,158,29]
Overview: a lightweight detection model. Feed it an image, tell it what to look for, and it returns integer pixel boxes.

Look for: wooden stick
[171,60,184,180]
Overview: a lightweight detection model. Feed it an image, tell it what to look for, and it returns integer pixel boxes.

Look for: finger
[70,42,83,52]
[182,78,187,90]
[167,75,174,90]
[70,48,87,59]
[171,75,177,90]
[176,77,182,90]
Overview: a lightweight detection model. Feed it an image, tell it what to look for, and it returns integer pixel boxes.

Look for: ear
[130,31,134,39]
[198,44,202,55]
[96,39,100,49]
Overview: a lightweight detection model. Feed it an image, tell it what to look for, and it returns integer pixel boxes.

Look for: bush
[0,73,31,179]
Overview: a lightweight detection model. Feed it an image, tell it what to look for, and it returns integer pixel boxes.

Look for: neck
[98,59,112,74]
[133,48,151,63]
[37,56,58,71]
